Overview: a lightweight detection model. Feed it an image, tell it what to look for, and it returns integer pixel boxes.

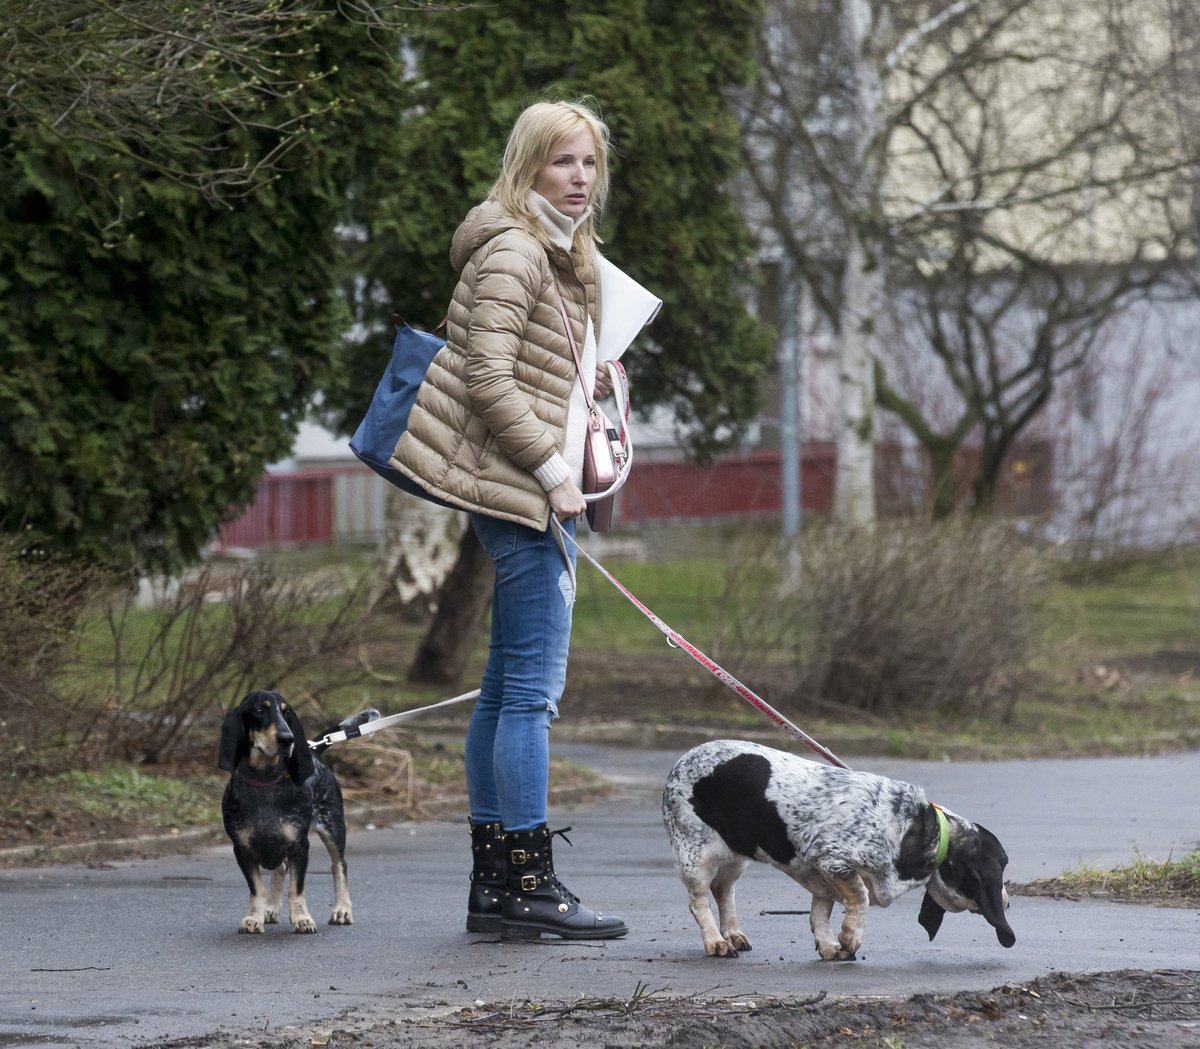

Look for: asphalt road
[3,744,1199,1048]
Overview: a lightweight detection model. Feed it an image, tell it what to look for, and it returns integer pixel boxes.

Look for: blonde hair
[489,100,611,249]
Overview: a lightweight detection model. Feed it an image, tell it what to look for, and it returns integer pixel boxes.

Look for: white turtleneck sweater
[528,191,597,494]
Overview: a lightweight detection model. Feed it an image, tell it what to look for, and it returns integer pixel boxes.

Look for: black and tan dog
[217,690,377,934]
[663,739,1015,961]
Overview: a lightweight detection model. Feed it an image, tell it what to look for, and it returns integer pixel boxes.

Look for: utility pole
[779,254,802,538]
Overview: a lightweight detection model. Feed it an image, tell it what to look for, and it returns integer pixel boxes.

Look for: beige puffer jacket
[390,200,601,530]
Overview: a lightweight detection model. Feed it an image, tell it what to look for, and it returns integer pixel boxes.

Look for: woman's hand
[548,479,587,521]
[593,364,612,400]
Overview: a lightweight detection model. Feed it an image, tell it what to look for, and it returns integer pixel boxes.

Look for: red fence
[217,471,337,550]
[217,441,1052,549]
[617,446,836,523]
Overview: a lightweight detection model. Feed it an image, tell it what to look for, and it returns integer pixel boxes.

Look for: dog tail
[310,708,382,756]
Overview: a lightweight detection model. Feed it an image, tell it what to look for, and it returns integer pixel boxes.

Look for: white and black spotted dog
[663,739,1015,961]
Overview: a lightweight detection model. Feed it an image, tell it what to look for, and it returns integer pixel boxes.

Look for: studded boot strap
[470,821,506,884]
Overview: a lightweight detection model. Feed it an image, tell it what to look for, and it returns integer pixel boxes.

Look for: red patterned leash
[554,522,850,770]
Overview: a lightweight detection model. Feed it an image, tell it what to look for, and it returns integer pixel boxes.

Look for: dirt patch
[1012,880,1200,909]
[1112,649,1200,678]
[151,969,1200,1048]
[0,759,221,855]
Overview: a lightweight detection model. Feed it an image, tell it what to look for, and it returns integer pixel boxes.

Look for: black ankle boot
[467,820,506,934]
[501,825,628,941]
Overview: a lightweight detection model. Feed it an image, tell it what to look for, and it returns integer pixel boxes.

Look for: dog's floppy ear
[972,824,1016,948]
[917,891,946,941]
[983,892,1017,948]
[282,705,315,783]
[218,707,247,772]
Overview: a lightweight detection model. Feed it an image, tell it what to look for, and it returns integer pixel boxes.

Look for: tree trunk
[927,444,959,520]
[972,430,1013,513]
[835,230,882,525]
[370,489,464,621]
[407,525,494,686]
[833,0,886,527]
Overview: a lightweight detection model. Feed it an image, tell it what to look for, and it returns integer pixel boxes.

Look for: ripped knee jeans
[464,513,577,830]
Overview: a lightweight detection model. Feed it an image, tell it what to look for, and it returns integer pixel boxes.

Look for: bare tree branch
[742,0,1200,518]
[0,0,430,204]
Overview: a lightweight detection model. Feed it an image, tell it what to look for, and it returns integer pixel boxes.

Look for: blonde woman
[393,100,626,940]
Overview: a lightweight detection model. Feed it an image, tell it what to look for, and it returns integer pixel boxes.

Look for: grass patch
[572,555,726,652]
[1015,851,1200,905]
[54,766,223,824]
[0,765,225,853]
[1040,547,1200,654]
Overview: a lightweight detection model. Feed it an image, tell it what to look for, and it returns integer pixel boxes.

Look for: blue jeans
[464,513,577,831]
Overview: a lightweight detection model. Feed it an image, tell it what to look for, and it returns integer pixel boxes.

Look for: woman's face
[532,128,597,218]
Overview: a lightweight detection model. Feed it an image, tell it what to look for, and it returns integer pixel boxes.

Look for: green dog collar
[932,804,950,868]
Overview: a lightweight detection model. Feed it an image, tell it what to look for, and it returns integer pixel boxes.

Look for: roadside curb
[416,717,898,758]
[0,784,600,871]
[0,824,227,868]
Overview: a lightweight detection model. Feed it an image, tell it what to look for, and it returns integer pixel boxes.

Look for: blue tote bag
[349,323,455,509]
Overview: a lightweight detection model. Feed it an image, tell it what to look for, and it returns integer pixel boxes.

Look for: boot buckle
[520,874,538,891]
[509,849,528,865]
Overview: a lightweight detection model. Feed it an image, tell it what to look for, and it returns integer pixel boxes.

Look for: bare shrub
[718,521,1047,716]
[82,560,373,764]
[0,539,113,775]
[0,540,108,673]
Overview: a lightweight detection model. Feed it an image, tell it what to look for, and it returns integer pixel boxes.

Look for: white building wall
[1038,297,1200,551]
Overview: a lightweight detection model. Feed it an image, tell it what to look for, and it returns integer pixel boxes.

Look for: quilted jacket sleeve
[462,235,562,474]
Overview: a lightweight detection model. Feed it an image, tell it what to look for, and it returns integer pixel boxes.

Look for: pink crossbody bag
[552,284,633,531]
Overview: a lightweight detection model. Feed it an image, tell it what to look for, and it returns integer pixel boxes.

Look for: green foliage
[1,2,772,572]
[329,0,775,460]
[1030,851,1200,902]
[0,6,410,574]
[53,767,221,825]
[0,1,351,207]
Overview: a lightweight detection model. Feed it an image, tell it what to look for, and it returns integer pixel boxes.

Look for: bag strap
[550,282,630,431]
[604,360,631,446]
[551,282,597,412]
[550,283,635,502]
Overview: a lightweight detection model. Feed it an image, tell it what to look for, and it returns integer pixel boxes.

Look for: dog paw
[705,938,740,958]
[264,910,280,925]
[292,917,317,934]
[328,908,353,926]
[726,930,752,953]
[238,918,266,934]
[837,933,862,960]
[817,946,858,961]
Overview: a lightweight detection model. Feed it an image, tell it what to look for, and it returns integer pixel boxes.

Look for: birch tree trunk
[369,489,464,619]
[835,231,883,525]
[833,0,886,527]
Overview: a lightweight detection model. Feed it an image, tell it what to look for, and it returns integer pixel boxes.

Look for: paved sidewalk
[2,745,1199,1048]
